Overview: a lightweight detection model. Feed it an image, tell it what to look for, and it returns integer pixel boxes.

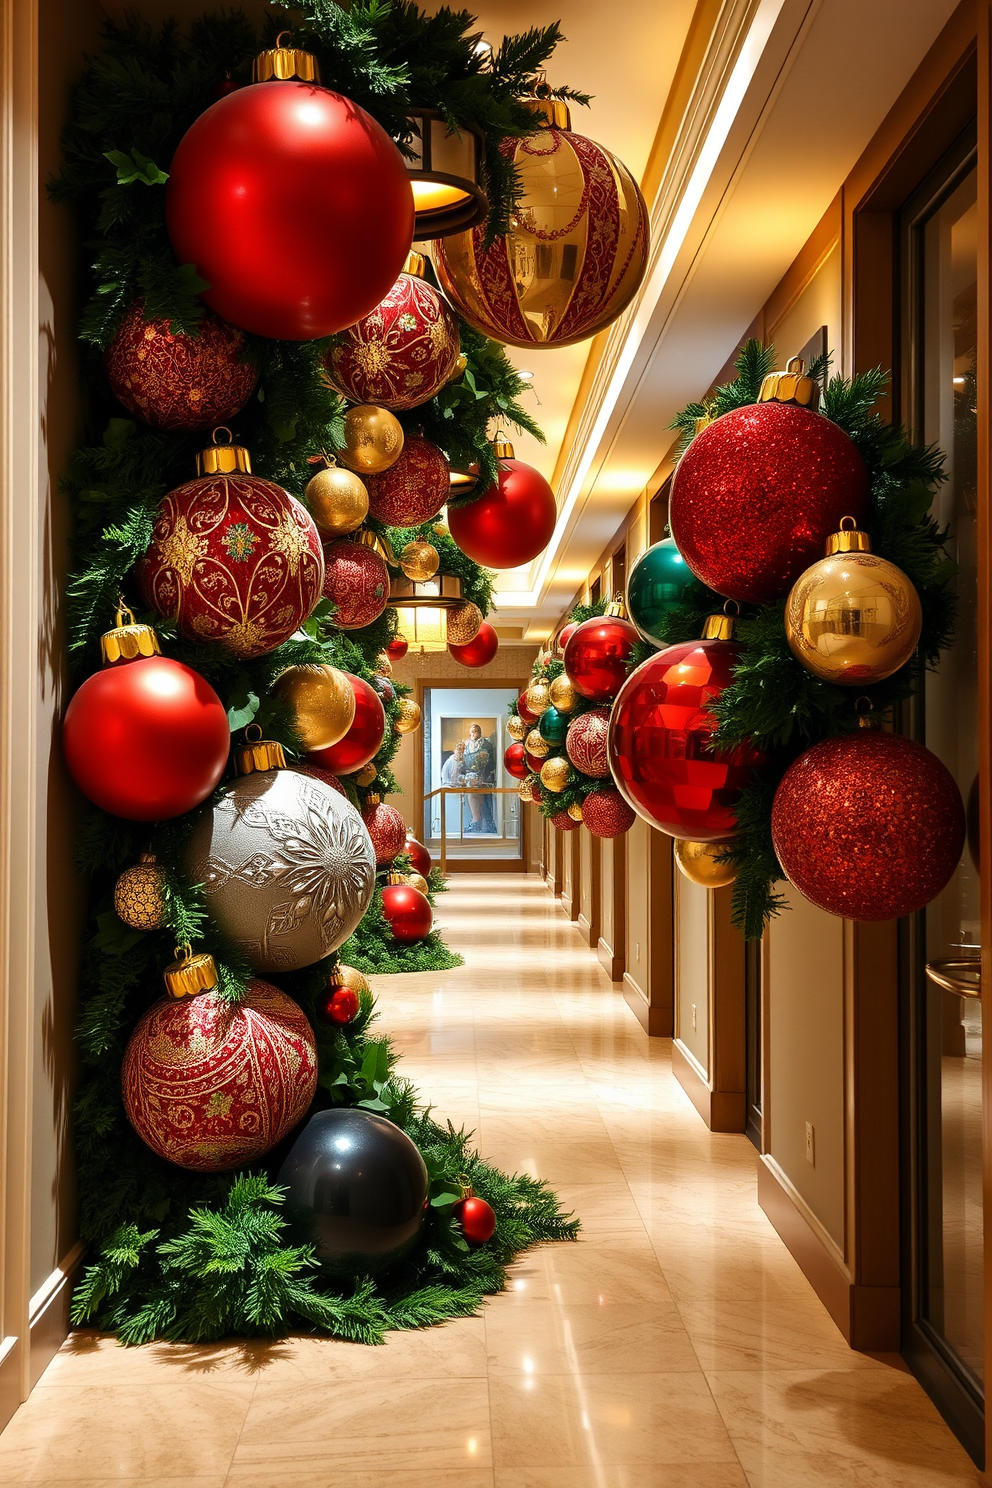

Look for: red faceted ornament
[582,787,635,839]
[608,621,763,842]
[296,762,347,797]
[122,982,317,1171]
[381,883,433,942]
[104,302,258,431]
[565,707,611,778]
[166,80,414,340]
[517,691,538,726]
[564,611,639,703]
[308,674,386,776]
[670,404,870,605]
[317,985,360,1026]
[504,742,529,780]
[322,540,390,630]
[324,265,460,410]
[551,809,580,832]
[448,451,557,569]
[448,621,499,668]
[405,834,432,876]
[455,1193,496,1245]
[363,434,449,527]
[386,635,409,661]
[771,730,966,921]
[363,798,407,865]
[137,452,324,658]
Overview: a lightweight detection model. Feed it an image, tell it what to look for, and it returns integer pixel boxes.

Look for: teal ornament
[626,537,695,648]
[539,706,569,746]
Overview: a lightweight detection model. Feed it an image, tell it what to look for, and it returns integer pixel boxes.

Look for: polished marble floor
[0,872,981,1486]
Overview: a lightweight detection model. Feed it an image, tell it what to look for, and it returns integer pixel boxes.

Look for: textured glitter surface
[362,800,407,865]
[771,731,965,921]
[322,540,390,629]
[582,788,635,838]
[105,302,258,431]
[564,615,639,703]
[669,404,870,604]
[364,433,449,527]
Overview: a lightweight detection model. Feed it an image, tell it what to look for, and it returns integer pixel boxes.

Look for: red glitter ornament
[565,707,611,778]
[582,787,635,839]
[104,302,258,431]
[455,1193,496,1245]
[296,762,346,796]
[448,450,557,569]
[448,621,499,668]
[317,985,360,1026]
[405,835,432,876]
[308,674,386,776]
[363,798,407,865]
[564,609,639,704]
[324,265,460,410]
[771,730,965,921]
[363,434,449,527]
[381,883,433,942]
[608,618,763,842]
[322,540,390,630]
[504,742,529,780]
[122,981,317,1172]
[670,404,870,605]
[551,809,580,832]
[387,634,409,661]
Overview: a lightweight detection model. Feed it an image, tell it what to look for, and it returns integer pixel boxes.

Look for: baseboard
[29,1241,85,1389]
[672,1040,746,1132]
[561,890,579,922]
[622,973,672,1035]
[577,911,599,947]
[598,936,624,982]
[0,1335,21,1433]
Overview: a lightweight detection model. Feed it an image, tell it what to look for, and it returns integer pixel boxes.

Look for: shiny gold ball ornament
[567,801,584,822]
[374,651,393,677]
[507,714,527,742]
[356,763,378,788]
[525,728,550,759]
[540,756,572,793]
[399,540,440,582]
[405,872,430,894]
[272,663,356,751]
[304,460,369,539]
[114,852,167,930]
[336,404,404,475]
[548,674,577,713]
[784,519,923,685]
[674,839,737,889]
[518,779,535,803]
[332,962,370,998]
[446,600,483,646]
[395,697,422,734]
[525,679,552,718]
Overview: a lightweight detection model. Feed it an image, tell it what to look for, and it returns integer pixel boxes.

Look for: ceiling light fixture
[401,107,489,238]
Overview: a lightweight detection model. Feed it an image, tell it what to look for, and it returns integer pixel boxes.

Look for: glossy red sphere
[317,986,361,1026]
[166,82,414,341]
[525,751,547,774]
[63,655,230,821]
[307,674,385,775]
[381,883,433,942]
[517,692,538,726]
[455,1194,496,1244]
[386,635,409,661]
[405,834,432,876]
[564,614,639,703]
[608,638,763,842]
[556,620,578,652]
[504,742,529,780]
[447,459,557,569]
[448,621,499,668]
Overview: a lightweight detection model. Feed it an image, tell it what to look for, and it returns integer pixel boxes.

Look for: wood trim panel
[622,829,675,1037]
[577,833,601,947]
[597,838,626,982]
[672,883,746,1132]
[673,1041,745,1132]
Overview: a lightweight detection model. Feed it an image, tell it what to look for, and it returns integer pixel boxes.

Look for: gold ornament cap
[403,250,427,278]
[197,426,252,475]
[233,724,287,776]
[758,356,819,410]
[253,32,320,83]
[825,516,871,556]
[387,871,407,885]
[100,600,162,666]
[492,431,515,459]
[694,414,713,437]
[163,944,218,1001]
[365,791,383,807]
[525,94,572,129]
[604,592,628,619]
[701,605,737,641]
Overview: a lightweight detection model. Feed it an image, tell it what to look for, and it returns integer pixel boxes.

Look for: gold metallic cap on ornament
[825,515,871,555]
[364,791,382,806]
[758,355,819,409]
[604,592,628,619]
[253,32,320,83]
[163,944,218,1001]
[233,724,286,776]
[100,600,161,666]
[197,426,252,476]
[403,250,427,278]
[387,871,407,885]
[492,430,515,460]
[694,414,713,437]
[701,608,736,640]
[525,86,571,129]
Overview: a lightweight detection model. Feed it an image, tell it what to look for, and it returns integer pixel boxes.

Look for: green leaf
[226,689,260,732]
[104,148,169,187]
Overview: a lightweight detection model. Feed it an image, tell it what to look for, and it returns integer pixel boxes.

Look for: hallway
[0,873,979,1487]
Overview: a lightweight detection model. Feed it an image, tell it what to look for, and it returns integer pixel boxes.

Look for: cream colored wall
[675,874,709,1074]
[766,242,842,373]
[579,830,597,932]
[600,838,615,954]
[623,818,651,1003]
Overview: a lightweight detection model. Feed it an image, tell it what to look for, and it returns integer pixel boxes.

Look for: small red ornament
[771,729,965,921]
[551,809,580,832]
[608,615,763,842]
[104,302,258,432]
[308,674,386,776]
[556,620,578,653]
[504,742,529,780]
[405,834,432,876]
[381,882,433,942]
[363,797,407,865]
[448,621,499,668]
[62,606,230,821]
[564,603,639,703]
[448,440,556,569]
[138,435,324,657]
[455,1192,496,1245]
[322,540,390,630]
[670,402,870,605]
[517,691,538,726]
[317,985,361,1026]
[363,433,449,527]
[582,788,635,838]
[296,762,347,797]
[166,68,414,340]
[565,707,611,777]
[386,635,409,661]
[525,751,547,774]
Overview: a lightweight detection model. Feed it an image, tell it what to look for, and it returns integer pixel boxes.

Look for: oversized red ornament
[551,809,580,832]
[296,762,347,797]
[770,729,965,921]
[308,674,386,776]
[517,691,539,726]
[363,796,407,865]
[448,621,499,668]
[565,707,611,778]
[62,606,230,821]
[564,602,639,704]
[324,256,460,410]
[381,883,433,942]
[363,434,449,527]
[504,742,529,780]
[582,788,635,839]
[104,302,258,431]
[447,439,556,569]
[608,615,763,842]
[165,62,414,340]
[405,834,432,876]
[455,1193,496,1245]
[137,436,324,657]
[322,540,390,630]
[669,402,870,606]
[317,985,361,1026]
[386,634,409,661]
[122,980,317,1171]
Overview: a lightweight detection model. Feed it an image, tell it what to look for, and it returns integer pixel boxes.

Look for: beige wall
[675,874,710,1075]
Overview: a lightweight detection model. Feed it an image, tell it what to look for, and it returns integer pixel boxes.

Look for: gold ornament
[525,727,549,759]
[272,663,356,750]
[395,698,422,734]
[406,872,430,894]
[548,674,577,713]
[450,351,468,380]
[540,756,572,793]
[784,519,922,685]
[446,600,483,646]
[507,714,527,742]
[329,962,370,998]
[518,779,535,803]
[674,839,736,889]
[374,651,393,677]
[399,540,440,582]
[336,404,404,475]
[304,460,369,539]
[567,801,584,822]
[525,679,552,717]
[356,763,378,788]
[114,852,166,930]
[163,943,219,1001]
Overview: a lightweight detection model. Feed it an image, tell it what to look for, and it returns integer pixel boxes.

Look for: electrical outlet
[691,1003,697,1031]
[635,942,640,961]
[805,1122,815,1166]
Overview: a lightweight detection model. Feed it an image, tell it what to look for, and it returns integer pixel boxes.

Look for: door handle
[925,957,982,998]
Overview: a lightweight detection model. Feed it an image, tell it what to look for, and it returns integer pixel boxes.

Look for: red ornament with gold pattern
[563,595,638,704]
[363,432,450,528]
[137,430,323,657]
[362,793,407,865]
[324,251,460,410]
[608,611,763,842]
[104,301,258,431]
[448,435,557,569]
[322,536,390,630]
[565,706,611,777]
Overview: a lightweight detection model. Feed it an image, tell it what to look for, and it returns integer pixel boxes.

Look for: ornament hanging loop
[855,696,875,728]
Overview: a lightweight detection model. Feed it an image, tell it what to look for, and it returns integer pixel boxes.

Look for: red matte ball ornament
[582,787,636,839]
[363,433,450,527]
[165,57,414,341]
[386,635,409,662]
[564,601,639,704]
[455,1192,496,1245]
[308,674,386,776]
[62,605,230,822]
[322,540,390,630]
[104,302,258,431]
[447,439,556,569]
[551,809,580,832]
[448,621,499,668]
[504,742,529,780]
[381,883,433,942]
[405,834,432,876]
[771,728,966,921]
[608,613,763,842]
[362,796,407,865]
[317,985,361,1026]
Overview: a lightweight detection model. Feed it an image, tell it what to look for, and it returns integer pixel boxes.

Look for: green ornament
[626,537,695,647]
[539,706,569,746]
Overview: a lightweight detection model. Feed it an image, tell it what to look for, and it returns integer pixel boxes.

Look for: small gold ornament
[525,679,552,717]
[518,779,535,803]
[336,404,404,475]
[525,728,549,759]
[548,674,577,713]
[374,651,393,677]
[758,355,819,410]
[450,352,468,380]
[328,962,370,998]
[540,756,572,793]
[272,663,356,750]
[114,852,166,930]
[356,762,378,788]
[163,943,219,1001]
[406,872,430,894]
[399,540,440,582]
[507,714,527,742]
[304,459,369,539]
[568,800,584,822]
[674,839,736,889]
[395,698,422,734]
[784,518,922,685]
[446,600,483,646]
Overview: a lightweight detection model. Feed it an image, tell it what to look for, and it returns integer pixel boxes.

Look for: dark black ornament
[276,1107,428,1277]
